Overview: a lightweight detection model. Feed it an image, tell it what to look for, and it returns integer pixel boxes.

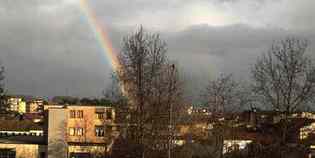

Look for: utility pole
[168,64,175,158]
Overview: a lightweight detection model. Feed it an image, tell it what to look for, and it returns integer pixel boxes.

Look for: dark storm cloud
[0,0,116,97]
[0,0,315,100]
[164,24,315,101]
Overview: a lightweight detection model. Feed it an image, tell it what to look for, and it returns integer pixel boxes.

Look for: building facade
[46,105,117,158]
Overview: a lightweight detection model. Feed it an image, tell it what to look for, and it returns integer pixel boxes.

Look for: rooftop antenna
[65,87,69,97]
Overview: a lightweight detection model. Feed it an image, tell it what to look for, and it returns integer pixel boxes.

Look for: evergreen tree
[0,66,7,114]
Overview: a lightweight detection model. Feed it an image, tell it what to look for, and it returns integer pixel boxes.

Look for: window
[106,109,112,120]
[69,128,84,136]
[69,128,75,136]
[106,125,113,133]
[0,149,16,158]
[70,110,83,118]
[77,128,84,136]
[95,126,105,137]
[70,110,76,118]
[77,110,83,118]
[96,112,104,119]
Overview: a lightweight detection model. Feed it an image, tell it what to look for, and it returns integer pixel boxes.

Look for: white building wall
[47,108,68,158]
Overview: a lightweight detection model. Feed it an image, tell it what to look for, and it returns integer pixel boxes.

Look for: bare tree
[251,38,315,148]
[115,26,183,158]
[203,73,247,158]
[117,27,154,154]
[205,73,244,113]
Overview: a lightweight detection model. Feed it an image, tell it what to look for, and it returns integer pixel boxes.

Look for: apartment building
[187,105,211,116]
[6,96,26,114]
[27,98,44,113]
[47,105,117,158]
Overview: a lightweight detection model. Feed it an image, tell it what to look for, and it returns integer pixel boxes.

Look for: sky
[0,0,315,100]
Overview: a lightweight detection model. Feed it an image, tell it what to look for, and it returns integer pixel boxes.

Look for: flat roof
[0,136,46,145]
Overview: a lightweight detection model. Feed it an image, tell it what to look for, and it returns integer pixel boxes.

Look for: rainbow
[79,0,120,70]
[79,0,127,96]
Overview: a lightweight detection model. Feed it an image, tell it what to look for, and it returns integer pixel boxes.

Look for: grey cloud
[217,0,315,30]
[88,0,315,31]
